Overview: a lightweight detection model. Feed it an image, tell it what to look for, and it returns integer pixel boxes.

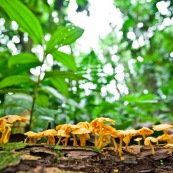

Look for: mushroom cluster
[1,115,173,159]
[0,115,27,144]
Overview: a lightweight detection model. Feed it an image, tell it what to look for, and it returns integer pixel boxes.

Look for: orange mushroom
[157,134,172,144]
[134,138,143,146]
[144,137,158,155]
[89,117,115,146]
[0,115,27,144]
[1,123,12,144]
[56,124,72,146]
[3,115,27,124]
[72,127,91,146]
[96,124,117,149]
[164,144,173,156]
[77,121,90,129]
[135,127,153,140]
[42,129,57,145]
[56,129,71,146]
[122,129,137,151]
[24,131,37,144]
[113,130,125,157]
[153,124,173,134]
[37,131,44,141]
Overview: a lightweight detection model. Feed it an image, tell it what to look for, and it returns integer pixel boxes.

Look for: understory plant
[0,0,84,130]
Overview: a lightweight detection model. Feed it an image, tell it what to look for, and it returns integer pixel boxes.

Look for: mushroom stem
[118,136,123,157]
[138,141,140,146]
[64,137,69,146]
[2,127,11,144]
[111,137,118,151]
[142,134,146,140]
[150,143,155,155]
[163,129,167,135]
[94,133,98,146]
[56,137,62,145]
[48,136,55,145]
[96,135,102,147]
[80,134,86,146]
[33,137,36,144]
[98,136,104,148]
[28,138,32,144]
[24,137,28,143]
[5,127,11,143]
[99,124,103,136]
[73,134,78,146]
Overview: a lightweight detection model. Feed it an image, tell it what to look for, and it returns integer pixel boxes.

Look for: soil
[0,142,173,173]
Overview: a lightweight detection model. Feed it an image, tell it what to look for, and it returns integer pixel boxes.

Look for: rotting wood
[1,144,173,173]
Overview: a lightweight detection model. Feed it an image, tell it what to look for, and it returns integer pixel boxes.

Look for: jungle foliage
[0,0,173,132]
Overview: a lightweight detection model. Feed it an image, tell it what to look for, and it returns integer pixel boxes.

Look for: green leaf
[34,106,58,117]
[0,75,31,89]
[51,50,77,71]
[44,71,86,81]
[4,93,32,110]
[0,0,43,44]
[8,53,40,67]
[0,88,29,94]
[35,94,49,107]
[46,25,84,53]
[41,86,80,108]
[49,77,68,97]
[115,120,134,130]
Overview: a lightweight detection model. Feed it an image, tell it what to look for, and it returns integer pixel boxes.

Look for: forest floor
[0,142,173,173]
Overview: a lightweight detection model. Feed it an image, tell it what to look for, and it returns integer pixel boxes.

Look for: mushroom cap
[24,131,37,137]
[56,124,72,132]
[109,130,120,138]
[43,129,57,136]
[144,137,158,145]
[96,117,115,125]
[102,124,116,131]
[72,127,90,135]
[152,124,173,131]
[89,117,115,134]
[134,137,142,142]
[36,131,44,139]
[157,134,170,141]
[123,129,137,135]
[136,127,153,135]
[100,125,117,136]
[3,115,27,124]
[164,144,173,149]
[90,117,115,127]
[57,129,70,138]
[77,121,90,129]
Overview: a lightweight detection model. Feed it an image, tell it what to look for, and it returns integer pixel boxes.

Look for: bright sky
[67,0,123,53]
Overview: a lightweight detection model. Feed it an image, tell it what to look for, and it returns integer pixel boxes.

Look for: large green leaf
[0,75,31,89]
[35,94,49,107]
[51,50,77,71]
[44,71,86,81]
[0,88,29,94]
[41,86,80,108]
[0,0,43,44]
[46,25,84,53]
[49,77,68,97]
[8,53,40,67]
